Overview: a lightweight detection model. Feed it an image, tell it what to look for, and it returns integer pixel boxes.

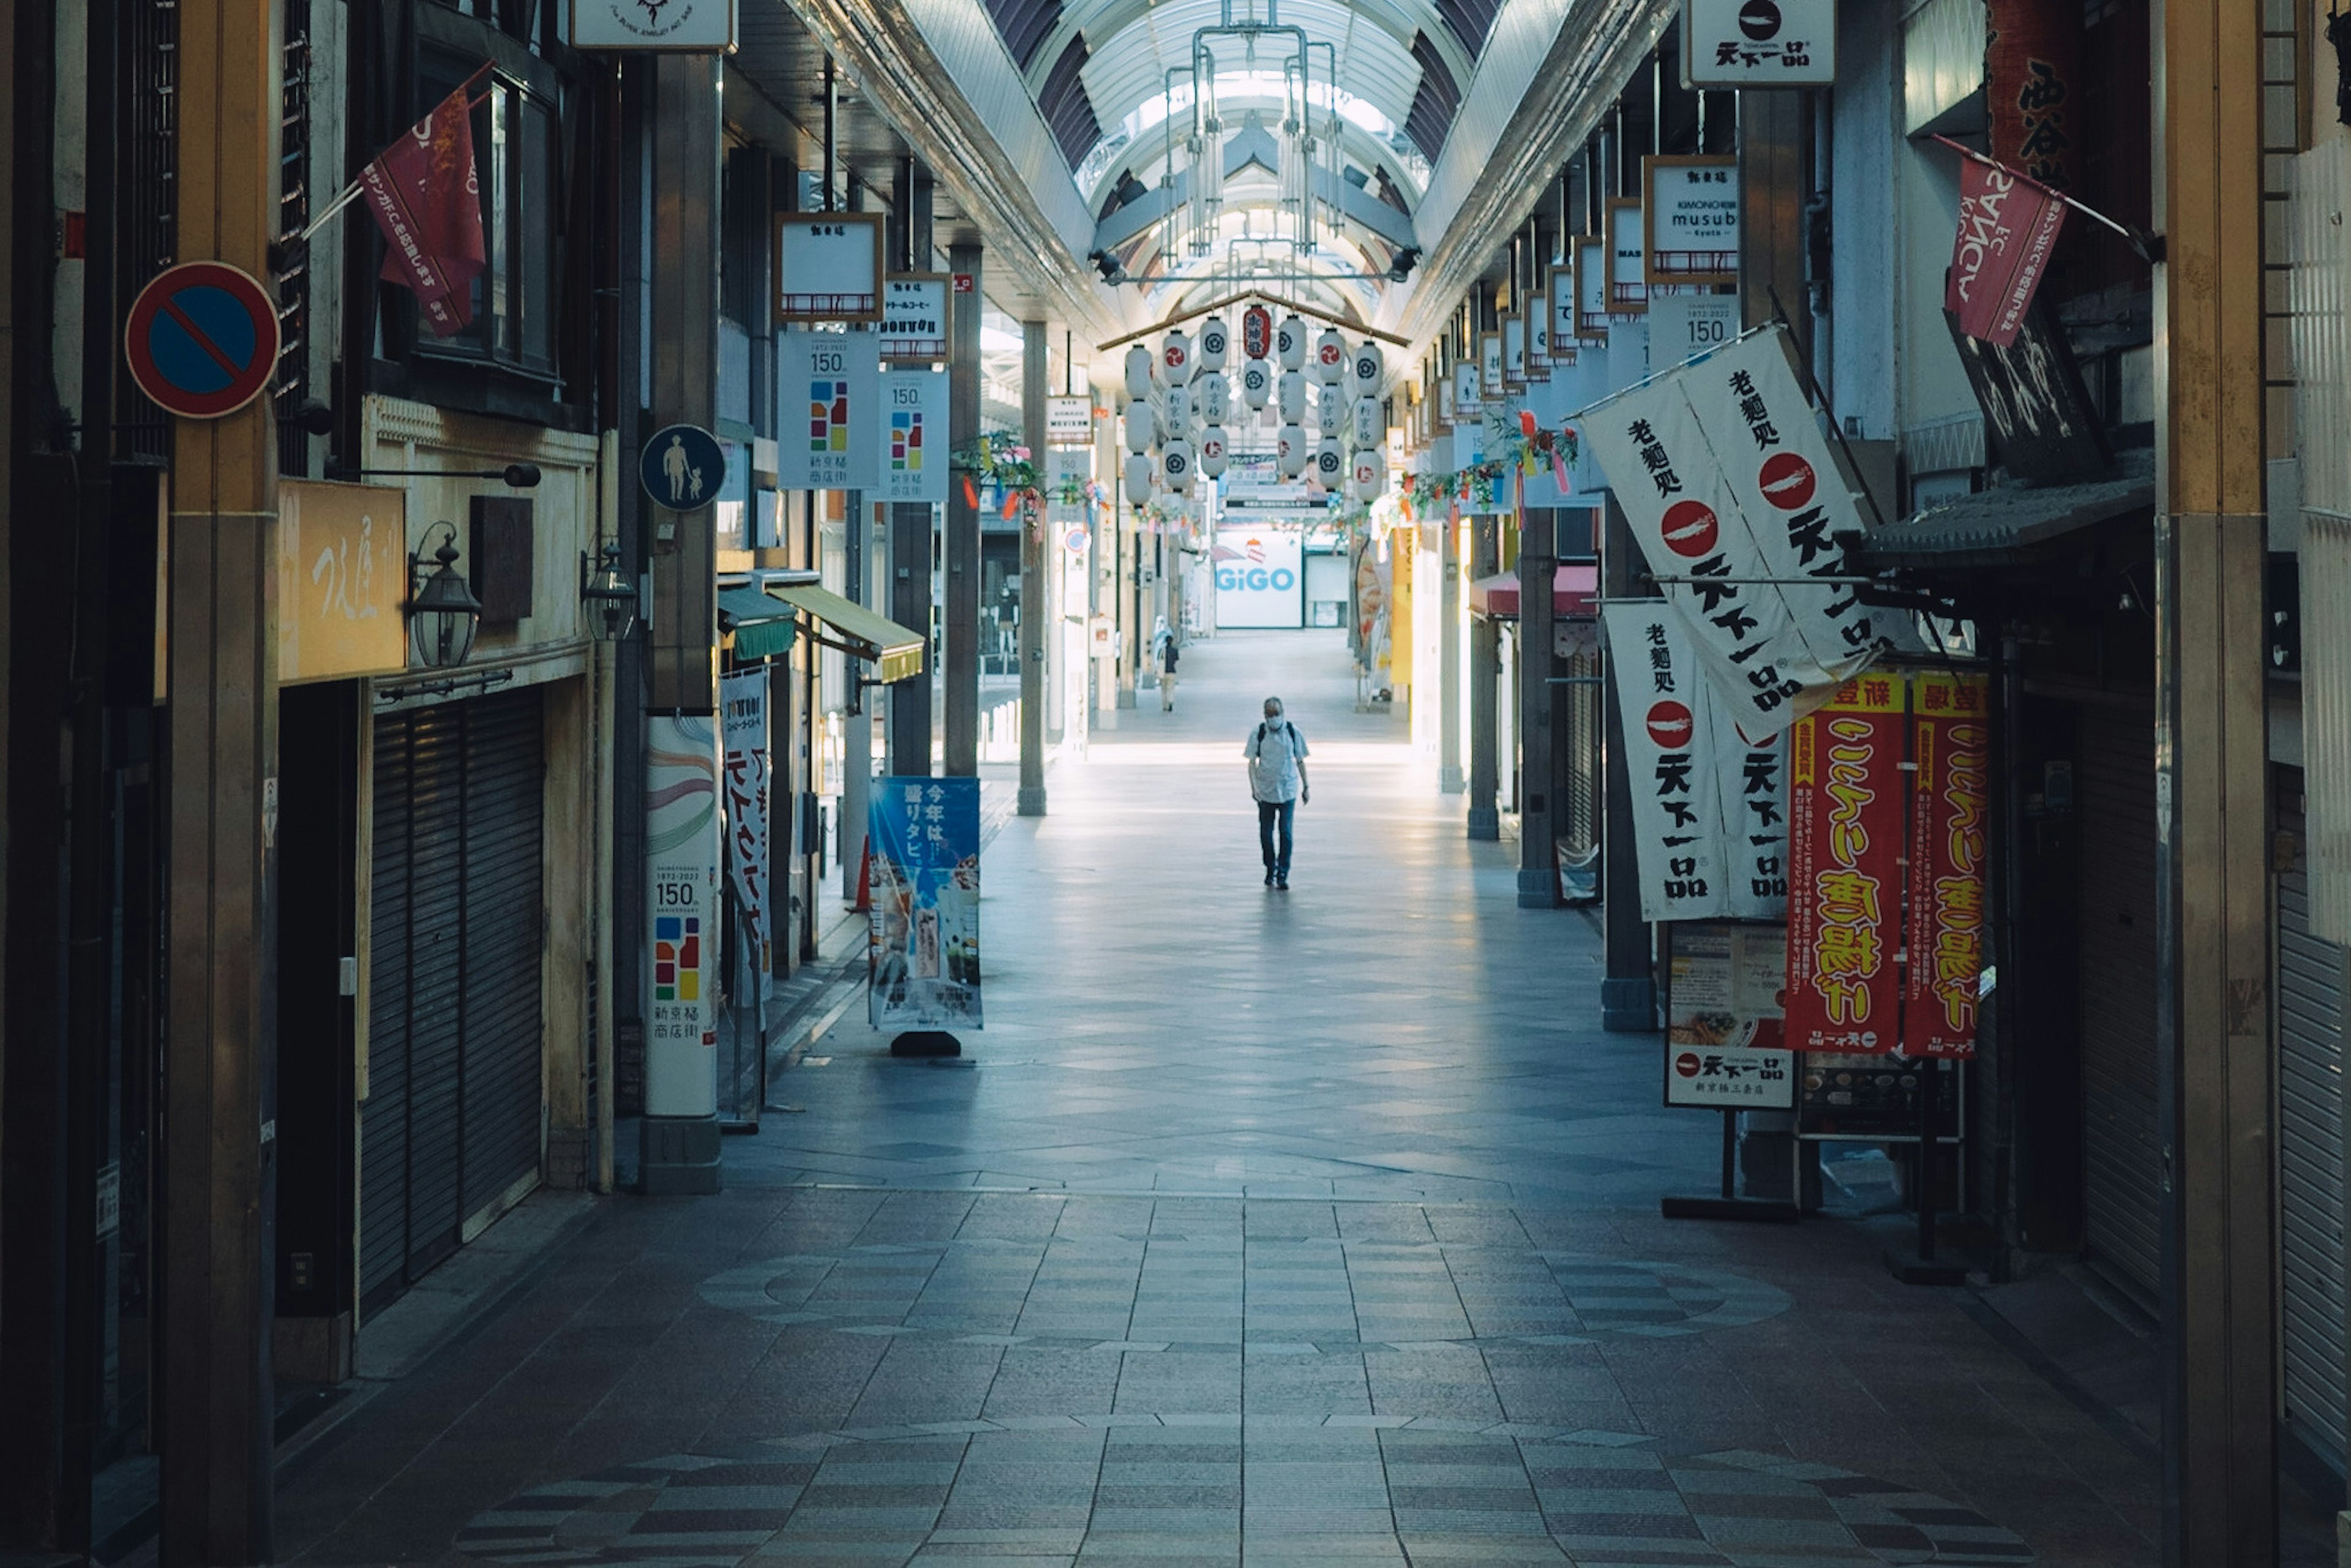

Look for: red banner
[361,87,486,337]
[1783,672,1908,1054]
[1946,154,2065,347]
[1903,672,1990,1057]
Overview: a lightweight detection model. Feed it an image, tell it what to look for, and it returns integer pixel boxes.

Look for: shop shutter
[361,689,544,1309]
[458,691,546,1220]
[2075,702,2162,1307]
[2278,776,2348,1471]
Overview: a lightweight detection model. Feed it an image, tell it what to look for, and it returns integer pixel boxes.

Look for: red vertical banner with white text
[1783,672,1908,1053]
[1903,672,1990,1056]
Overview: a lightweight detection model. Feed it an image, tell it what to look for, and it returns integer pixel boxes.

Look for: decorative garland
[1400,412,1578,518]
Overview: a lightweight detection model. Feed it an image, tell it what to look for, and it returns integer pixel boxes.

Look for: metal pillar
[2154,0,2274,1557]
[1600,494,1654,1027]
[162,1,280,1556]
[887,170,935,776]
[1439,514,1464,793]
[1018,321,1048,816]
[1516,509,1558,907]
[1117,501,1138,708]
[842,494,872,901]
[942,242,981,776]
[639,51,722,1194]
[1738,89,1810,365]
[1468,517,1500,838]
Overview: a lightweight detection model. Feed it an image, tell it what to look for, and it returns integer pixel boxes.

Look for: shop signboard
[1553,262,1581,351]
[1648,294,1742,370]
[876,368,948,504]
[869,776,982,1030]
[1664,921,1796,1109]
[719,669,771,969]
[1581,324,1893,739]
[278,480,406,683]
[1783,672,1907,1054]
[572,0,737,48]
[1682,0,1835,86]
[1903,670,1990,1057]
[1644,157,1741,286]
[1213,528,1304,627]
[878,274,950,362]
[1575,234,1610,338]
[645,715,721,1117]
[1046,394,1092,446]
[1504,317,1526,388]
[1608,200,1649,313]
[1602,603,1788,922]
[779,328,879,490]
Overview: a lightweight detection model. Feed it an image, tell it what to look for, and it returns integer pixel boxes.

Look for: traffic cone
[853,840,872,913]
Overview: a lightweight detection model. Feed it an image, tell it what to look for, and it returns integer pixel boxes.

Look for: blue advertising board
[868,776,981,1030]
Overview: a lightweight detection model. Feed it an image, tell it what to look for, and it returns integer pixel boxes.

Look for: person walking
[1243,696,1310,888]
[1155,620,1181,712]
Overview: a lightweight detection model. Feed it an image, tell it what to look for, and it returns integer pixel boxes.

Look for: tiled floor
[276,630,2164,1566]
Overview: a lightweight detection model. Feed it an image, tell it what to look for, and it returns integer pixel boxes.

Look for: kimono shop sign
[1783,673,1908,1054]
[869,776,982,1032]
[1665,922,1796,1110]
[719,670,771,973]
[1602,602,1788,923]
[779,329,879,491]
[1581,324,1894,740]
[1903,671,1989,1058]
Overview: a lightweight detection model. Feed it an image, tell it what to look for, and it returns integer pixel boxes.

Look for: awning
[718,586,798,661]
[762,582,926,684]
[1468,563,1598,620]
[1856,449,2155,569]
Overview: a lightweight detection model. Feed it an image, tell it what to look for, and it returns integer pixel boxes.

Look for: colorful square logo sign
[809,380,850,454]
[653,914,701,1002]
[891,410,923,472]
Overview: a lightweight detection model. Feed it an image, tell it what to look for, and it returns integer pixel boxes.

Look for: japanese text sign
[1665,922,1796,1109]
[775,212,885,323]
[869,776,981,1031]
[1944,154,2065,348]
[1903,670,1988,1057]
[1683,0,1835,86]
[719,670,771,970]
[278,480,405,685]
[1644,157,1741,286]
[779,329,879,491]
[645,715,719,1117]
[879,274,951,362]
[1783,672,1908,1054]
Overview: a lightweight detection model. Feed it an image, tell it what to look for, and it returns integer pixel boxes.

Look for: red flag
[1783,673,1909,1054]
[361,87,486,337]
[1945,154,2064,347]
[1903,672,1990,1058]
[962,475,980,509]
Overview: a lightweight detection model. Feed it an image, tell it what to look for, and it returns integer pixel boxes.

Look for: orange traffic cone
[853,840,872,913]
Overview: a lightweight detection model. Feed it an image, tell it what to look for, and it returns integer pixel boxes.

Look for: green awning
[762,582,926,684]
[718,585,798,662]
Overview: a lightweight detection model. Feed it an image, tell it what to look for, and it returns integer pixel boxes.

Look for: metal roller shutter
[2278,774,2347,1472]
[361,689,545,1310]
[2075,702,2162,1307]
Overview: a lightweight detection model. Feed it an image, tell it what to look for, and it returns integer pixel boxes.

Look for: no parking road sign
[125,261,282,419]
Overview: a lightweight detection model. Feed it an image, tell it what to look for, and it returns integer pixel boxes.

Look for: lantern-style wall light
[406,521,482,669]
[580,541,638,643]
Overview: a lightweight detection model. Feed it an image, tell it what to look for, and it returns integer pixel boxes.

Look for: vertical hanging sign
[779,329,880,490]
[1903,670,1989,1056]
[876,367,948,503]
[719,669,771,971]
[646,715,721,1116]
[1783,672,1907,1053]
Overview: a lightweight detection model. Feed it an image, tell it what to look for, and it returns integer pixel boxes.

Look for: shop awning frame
[762,581,926,684]
[1466,562,1599,620]
[717,585,798,662]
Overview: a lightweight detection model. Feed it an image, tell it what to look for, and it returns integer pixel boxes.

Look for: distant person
[1243,696,1310,889]
[1153,616,1180,711]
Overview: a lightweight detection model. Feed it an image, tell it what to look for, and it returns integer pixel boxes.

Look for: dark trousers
[1256,798,1295,874]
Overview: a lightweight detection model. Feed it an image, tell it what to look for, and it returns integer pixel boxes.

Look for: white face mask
[1264,713,1281,726]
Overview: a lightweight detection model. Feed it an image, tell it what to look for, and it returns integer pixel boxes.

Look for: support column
[2154,0,2273,1556]
[1439,514,1464,793]
[942,242,981,776]
[1018,321,1048,815]
[1738,89,1811,367]
[842,495,872,902]
[163,1,280,1556]
[1600,494,1654,1027]
[1117,501,1138,708]
[639,51,722,1195]
[887,171,934,776]
[1517,509,1558,907]
[1468,517,1499,837]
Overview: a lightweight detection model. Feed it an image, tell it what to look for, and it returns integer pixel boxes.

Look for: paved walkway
[276,630,2166,1566]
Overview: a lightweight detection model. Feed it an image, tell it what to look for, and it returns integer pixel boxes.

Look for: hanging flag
[1782,672,1908,1054]
[1903,671,1990,1057]
[1944,152,2067,348]
[359,86,487,337]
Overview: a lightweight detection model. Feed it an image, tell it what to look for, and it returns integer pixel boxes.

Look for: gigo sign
[1213,529,1303,628]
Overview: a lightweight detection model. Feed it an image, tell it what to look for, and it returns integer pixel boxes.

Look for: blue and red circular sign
[125,261,282,420]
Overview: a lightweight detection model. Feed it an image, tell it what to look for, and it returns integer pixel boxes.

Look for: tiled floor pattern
[273,634,2159,1565]
[696,1240,1792,1352]
[451,1422,2030,1566]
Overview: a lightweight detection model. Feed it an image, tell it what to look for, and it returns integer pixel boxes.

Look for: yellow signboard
[279,479,407,685]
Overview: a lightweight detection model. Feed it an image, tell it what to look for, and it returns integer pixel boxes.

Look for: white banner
[1583,324,1894,737]
[645,715,720,1117]
[1602,602,1788,923]
[719,670,771,966]
[876,368,947,503]
[779,329,879,490]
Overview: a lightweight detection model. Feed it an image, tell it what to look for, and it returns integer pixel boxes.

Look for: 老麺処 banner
[1783,672,1907,1053]
[1902,671,1989,1057]
[869,776,981,1031]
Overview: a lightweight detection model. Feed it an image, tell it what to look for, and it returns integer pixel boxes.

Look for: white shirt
[1244,719,1308,803]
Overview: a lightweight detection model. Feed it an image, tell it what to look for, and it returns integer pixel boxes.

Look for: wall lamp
[407,521,483,670]
[580,542,639,643]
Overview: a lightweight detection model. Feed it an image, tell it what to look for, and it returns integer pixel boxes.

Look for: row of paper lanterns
[1118,314,1388,502]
